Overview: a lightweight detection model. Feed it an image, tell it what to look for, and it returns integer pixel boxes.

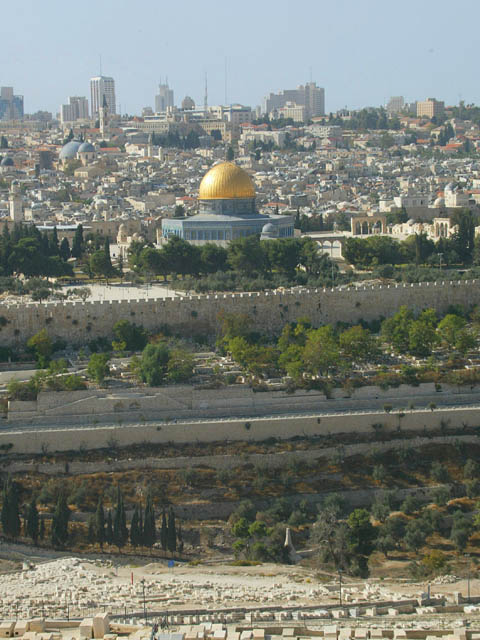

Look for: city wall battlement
[1,279,479,345]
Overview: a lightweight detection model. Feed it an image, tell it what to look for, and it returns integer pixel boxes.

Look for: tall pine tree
[106,509,113,545]
[1,478,21,539]
[113,486,128,550]
[143,492,156,548]
[26,497,39,545]
[160,509,168,551]
[94,497,105,549]
[167,507,176,553]
[71,224,84,258]
[51,493,70,547]
[130,505,141,548]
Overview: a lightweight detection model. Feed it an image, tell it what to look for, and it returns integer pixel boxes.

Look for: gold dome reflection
[198,162,255,199]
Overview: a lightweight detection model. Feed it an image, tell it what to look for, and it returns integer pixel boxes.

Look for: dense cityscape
[4,2,480,640]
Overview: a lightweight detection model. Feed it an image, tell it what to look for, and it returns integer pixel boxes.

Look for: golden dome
[198,162,255,199]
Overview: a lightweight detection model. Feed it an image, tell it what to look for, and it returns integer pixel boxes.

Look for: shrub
[464,459,479,480]
[401,494,421,515]
[430,461,450,483]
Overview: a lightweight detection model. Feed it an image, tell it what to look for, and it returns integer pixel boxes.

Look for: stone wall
[1,405,479,455]
[7,382,480,426]
[0,279,479,346]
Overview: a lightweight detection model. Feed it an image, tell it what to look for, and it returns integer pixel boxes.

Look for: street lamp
[465,554,471,600]
[438,253,443,271]
[338,568,343,606]
[140,578,147,624]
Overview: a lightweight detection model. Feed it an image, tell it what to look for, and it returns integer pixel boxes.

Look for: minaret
[99,94,108,136]
[9,180,23,222]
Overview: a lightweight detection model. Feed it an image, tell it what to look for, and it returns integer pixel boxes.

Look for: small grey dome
[1,156,14,167]
[78,142,95,153]
[262,223,275,233]
[59,140,82,160]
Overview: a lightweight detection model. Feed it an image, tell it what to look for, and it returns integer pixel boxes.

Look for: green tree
[113,486,128,550]
[303,325,341,376]
[87,353,110,385]
[106,510,113,544]
[381,306,414,353]
[26,497,39,545]
[347,508,376,557]
[59,237,71,262]
[226,146,234,161]
[404,519,428,553]
[167,507,176,553]
[130,505,141,548]
[90,249,116,278]
[408,309,438,356]
[1,478,20,539]
[200,243,228,274]
[166,348,194,383]
[71,224,84,258]
[160,509,168,551]
[227,236,267,276]
[139,343,170,386]
[51,493,70,547]
[143,491,156,548]
[113,320,148,351]
[27,329,53,368]
[94,497,106,549]
[339,325,378,363]
[450,511,473,552]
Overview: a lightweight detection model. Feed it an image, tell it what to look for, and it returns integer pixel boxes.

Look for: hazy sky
[2,0,479,115]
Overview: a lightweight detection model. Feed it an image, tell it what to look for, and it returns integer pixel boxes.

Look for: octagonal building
[161,161,294,244]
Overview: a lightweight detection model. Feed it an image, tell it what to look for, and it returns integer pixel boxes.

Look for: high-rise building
[386,96,405,115]
[417,98,444,119]
[60,96,89,123]
[90,76,116,117]
[155,82,174,112]
[0,87,24,121]
[263,82,325,118]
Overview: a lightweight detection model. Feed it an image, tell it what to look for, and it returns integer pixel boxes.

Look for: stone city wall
[1,405,479,455]
[0,279,479,346]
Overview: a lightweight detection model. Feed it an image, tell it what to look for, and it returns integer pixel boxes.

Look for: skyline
[2,0,479,116]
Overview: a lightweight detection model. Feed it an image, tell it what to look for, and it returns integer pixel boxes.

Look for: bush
[430,461,450,483]
[372,464,387,485]
[466,480,480,499]
[401,494,421,515]
[464,459,479,480]
[433,486,451,506]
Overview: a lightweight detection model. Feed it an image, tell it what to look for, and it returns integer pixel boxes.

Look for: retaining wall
[1,405,479,455]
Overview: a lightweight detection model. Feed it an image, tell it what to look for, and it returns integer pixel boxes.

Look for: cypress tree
[106,510,113,544]
[160,509,168,551]
[130,505,140,548]
[113,486,128,550]
[26,497,39,545]
[1,478,20,539]
[59,237,71,262]
[143,492,156,548]
[167,507,176,553]
[138,507,144,546]
[51,493,70,547]
[72,224,84,258]
[94,497,105,549]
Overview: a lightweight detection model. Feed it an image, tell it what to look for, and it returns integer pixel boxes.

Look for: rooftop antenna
[224,57,228,106]
[204,72,208,113]
[166,75,169,87]
[99,54,102,76]
[309,66,312,83]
